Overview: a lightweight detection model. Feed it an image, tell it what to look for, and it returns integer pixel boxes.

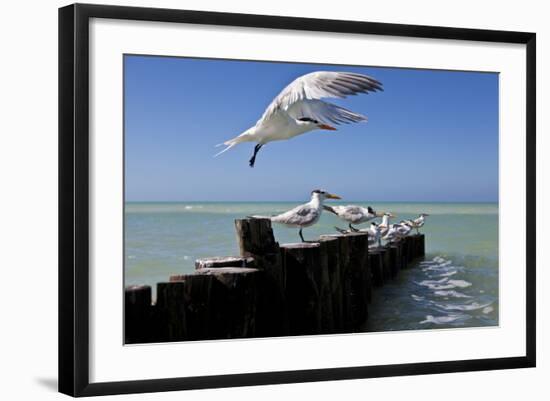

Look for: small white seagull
[323,204,381,232]
[250,189,341,242]
[378,212,395,237]
[367,222,382,247]
[397,221,413,237]
[383,221,413,243]
[404,213,430,234]
[215,71,383,167]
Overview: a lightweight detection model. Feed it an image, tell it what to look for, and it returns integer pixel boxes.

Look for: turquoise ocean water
[125,202,498,331]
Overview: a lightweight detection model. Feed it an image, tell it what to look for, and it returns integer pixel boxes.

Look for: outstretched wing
[287,99,367,125]
[259,71,383,123]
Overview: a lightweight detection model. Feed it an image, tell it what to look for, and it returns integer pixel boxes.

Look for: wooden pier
[125,218,425,344]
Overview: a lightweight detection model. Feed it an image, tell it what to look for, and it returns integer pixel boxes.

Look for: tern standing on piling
[324,204,380,232]
[367,222,382,247]
[250,189,341,242]
[378,212,395,237]
[404,213,430,234]
[215,71,383,167]
[383,221,413,243]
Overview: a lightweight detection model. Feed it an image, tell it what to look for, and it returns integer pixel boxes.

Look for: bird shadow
[35,377,57,392]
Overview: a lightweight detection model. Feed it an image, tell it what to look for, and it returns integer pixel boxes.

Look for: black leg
[299,228,305,242]
[249,144,263,168]
[349,223,359,232]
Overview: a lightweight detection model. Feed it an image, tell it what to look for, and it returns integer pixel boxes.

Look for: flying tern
[215,71,383,167]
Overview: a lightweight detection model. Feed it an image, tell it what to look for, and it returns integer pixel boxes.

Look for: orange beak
[318,124,337,131]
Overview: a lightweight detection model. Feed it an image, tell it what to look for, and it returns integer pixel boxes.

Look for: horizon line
[124,200,499,204]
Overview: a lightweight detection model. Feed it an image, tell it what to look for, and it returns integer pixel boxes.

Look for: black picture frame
[59,3,536,397]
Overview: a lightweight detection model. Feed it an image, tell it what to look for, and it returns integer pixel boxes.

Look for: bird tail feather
[323,205,337,214]
[214,130,253,157]
[214,143,236,157]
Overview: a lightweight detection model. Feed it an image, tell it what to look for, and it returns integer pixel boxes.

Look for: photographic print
[59,4,535,395]
[124,55,499,343]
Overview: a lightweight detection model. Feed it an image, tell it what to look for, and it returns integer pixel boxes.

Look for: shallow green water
[125,202,498,331]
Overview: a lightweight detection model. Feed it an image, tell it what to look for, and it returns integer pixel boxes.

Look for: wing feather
[271,205,318,226]
[259,71,382,123]
[286,99,367,125]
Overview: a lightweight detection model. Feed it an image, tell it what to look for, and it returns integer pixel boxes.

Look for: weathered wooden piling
[345,233,371,329]
[320,234,353,333]
[234,218,287,336]
[413,234,425,258]
[406,236,416,264]
[124,218,426,343]
[164,267,260,341]
[379,246,392,281]
[155,280,187,341]
[125,285,153,344]
[400,237,411,268]
[368,249,384,287]
[387,244,401,278]
[281,242,324,335]
[319,236,343,333]
[317,237,338,333]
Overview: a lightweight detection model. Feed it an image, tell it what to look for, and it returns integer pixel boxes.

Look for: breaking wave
[413,255,497,328]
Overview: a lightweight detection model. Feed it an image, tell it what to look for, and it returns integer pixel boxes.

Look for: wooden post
[400,238,410,268]
[379,246,392,281]
[369,250,384,287]
[407,236,416,261]
[395,241,405,270]
[346,233,370,329]
[321,233,352,333]
[318,237,340,334]
[388,244,401,278]
[168,267,260,341]
[408,234,425,260]
[235,218,279,259]
[234,218,286,336]
[124,285,152,344]
[406,236,415,264]
[156,281,187,342]
[319,235,346,333]
[417,234,426,257]
[202,267,260,339]
[281,242,323,335]
[372,246,389,283]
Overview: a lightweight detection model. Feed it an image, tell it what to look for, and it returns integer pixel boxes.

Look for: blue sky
[124,55,498,202]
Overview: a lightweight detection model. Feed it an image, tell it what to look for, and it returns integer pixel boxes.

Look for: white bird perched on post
[323,204,381,232]
[249,189,341,242]
[367,222,382,247]
[404,213,430,234]
[397,221,413,237]
[383,221,413,243]
[378,212,395,237]
[215,71,383,167]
